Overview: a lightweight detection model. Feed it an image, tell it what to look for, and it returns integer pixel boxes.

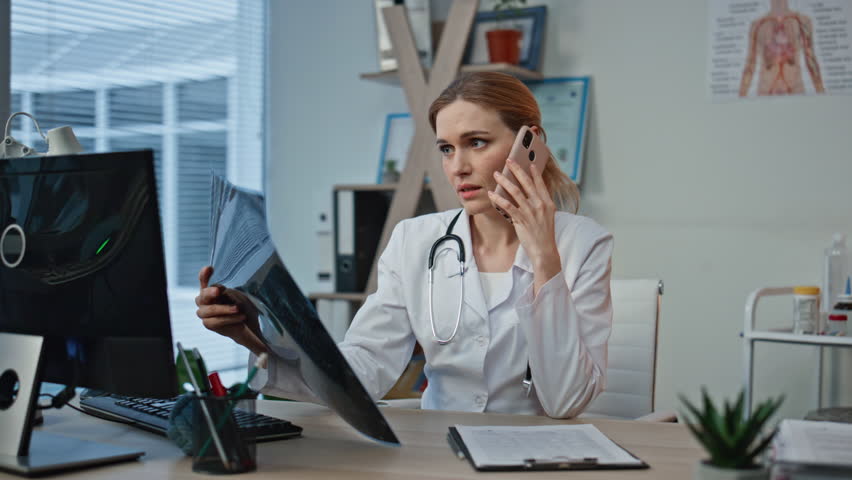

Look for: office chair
[580,278,674,421]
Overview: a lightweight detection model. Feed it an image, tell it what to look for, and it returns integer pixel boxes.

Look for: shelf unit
[743,286,852,416]
[360,62,543,86]
[308,292,368,303]
[744,329,852,347]
[332,183,431,192]
[307,0,478,302]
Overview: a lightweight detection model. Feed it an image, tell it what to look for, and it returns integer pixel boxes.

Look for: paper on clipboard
[452,424,644,469]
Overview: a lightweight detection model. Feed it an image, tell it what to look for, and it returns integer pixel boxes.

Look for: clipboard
[447,425,649,472]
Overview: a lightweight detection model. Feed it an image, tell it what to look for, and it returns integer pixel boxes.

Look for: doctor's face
[435,100,514,215]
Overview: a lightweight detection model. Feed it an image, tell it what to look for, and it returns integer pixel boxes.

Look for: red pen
[208,372,227,397]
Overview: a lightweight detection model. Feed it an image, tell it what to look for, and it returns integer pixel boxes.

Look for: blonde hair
[428,72,579,213]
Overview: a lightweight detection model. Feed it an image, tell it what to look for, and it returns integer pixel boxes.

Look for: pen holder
[191,392,257,474]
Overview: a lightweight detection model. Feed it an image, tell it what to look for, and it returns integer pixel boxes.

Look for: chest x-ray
[207,175,399,446]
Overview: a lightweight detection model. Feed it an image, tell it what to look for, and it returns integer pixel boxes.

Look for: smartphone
[492,126,553,221]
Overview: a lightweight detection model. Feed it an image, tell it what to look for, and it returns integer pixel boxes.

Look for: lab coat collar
[449,209,536,274]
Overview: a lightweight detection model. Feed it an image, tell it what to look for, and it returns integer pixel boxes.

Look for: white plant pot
[694,461,769,480]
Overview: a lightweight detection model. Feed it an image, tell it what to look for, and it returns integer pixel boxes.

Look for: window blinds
[10,0,267,373]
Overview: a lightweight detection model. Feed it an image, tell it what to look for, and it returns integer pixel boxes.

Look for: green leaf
[679,396,726,457]
[701,388,734,451]
[745,429,777,466]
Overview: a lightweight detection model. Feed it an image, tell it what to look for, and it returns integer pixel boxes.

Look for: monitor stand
[0,333,144,476]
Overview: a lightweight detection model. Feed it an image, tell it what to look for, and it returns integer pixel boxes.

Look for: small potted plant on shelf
[680,388,783,480]
[486,0,527,65]
[381,158,401,184]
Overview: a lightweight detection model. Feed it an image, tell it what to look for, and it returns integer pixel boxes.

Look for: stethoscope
[427,210,534,396]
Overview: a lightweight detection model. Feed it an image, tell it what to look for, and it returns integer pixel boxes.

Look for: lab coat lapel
[453,210,488,322]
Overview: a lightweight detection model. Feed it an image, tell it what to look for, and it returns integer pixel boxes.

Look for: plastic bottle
[823,233,848,315]
[831,277,852,336]
[793,286,820,335]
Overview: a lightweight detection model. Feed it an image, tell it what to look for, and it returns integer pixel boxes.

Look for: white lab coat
[251,209,613,419]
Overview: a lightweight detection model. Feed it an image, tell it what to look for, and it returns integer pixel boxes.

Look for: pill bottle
[826,314,848,336]
[793,286,820,335]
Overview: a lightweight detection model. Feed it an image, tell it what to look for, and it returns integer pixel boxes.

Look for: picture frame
[374,0,432,72]
[524,76,590,184]
[463,5,547,71]
[376,113,414,183]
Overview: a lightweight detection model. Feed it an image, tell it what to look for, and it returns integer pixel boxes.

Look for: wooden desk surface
[5,401,702,479]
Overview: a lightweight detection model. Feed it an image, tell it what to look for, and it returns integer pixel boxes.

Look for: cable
[36,389,75,410]
[38,393,137,426]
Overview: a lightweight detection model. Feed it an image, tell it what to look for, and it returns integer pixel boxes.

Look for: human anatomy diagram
[739,0,824,96]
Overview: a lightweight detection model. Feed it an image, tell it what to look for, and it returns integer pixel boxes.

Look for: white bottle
[823,233,848,316]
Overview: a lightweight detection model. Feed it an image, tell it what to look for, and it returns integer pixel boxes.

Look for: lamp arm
[4,111,47,141]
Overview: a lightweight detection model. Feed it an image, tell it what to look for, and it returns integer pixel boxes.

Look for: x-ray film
[207,175,399,446]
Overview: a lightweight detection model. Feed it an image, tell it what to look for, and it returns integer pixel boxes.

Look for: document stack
[771,419,852,479]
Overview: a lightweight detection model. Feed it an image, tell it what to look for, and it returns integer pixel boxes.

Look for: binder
[333,187,436,293]
[447,424,649,472]
[333,189,392,292]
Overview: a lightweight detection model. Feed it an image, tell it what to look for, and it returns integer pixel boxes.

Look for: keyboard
[79,394,303,442]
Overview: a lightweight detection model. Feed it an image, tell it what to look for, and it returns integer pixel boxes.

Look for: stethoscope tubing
[427,211,465,344]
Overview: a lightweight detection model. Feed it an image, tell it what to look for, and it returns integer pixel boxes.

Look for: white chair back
[581,278,662,419]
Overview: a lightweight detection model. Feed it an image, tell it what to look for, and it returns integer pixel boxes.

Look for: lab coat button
[476,336,486,346]
[474,395,486,406]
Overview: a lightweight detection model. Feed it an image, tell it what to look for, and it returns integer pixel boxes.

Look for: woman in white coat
[196,72,613,419]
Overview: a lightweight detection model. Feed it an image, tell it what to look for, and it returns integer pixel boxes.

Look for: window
[10,0,267,376]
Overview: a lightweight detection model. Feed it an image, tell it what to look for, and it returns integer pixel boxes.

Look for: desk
[3,401,702,479]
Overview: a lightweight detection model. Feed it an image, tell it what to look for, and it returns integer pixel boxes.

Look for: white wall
[268,0,852,417]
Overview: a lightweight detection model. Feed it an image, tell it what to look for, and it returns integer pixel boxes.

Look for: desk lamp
[1,111,84,159]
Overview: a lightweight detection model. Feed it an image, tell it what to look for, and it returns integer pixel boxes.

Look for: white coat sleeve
[248,221,415,403]
[515,224,613,419]
[337,221,417,400]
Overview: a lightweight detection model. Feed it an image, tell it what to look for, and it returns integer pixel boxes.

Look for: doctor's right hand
[196,266,269,357]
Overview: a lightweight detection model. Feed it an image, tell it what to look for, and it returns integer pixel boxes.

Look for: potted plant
[381,158,401,184]
[486,0,527,65]
[680,388,783,480]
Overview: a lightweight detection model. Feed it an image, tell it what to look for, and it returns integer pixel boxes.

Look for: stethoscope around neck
[426,210,533,396]
[427,211,466,345]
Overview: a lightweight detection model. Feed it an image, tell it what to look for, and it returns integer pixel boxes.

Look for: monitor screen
[208,175,400,446]
[0,150,176,398]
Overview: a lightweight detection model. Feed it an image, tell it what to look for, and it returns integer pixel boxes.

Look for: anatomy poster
[709,0,852,101]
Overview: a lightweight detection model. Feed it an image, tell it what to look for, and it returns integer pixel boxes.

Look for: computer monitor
[0,150,177,475]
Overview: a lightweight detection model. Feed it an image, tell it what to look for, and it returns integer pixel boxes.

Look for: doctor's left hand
[488,159,562,292]
[196,266,268,357]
